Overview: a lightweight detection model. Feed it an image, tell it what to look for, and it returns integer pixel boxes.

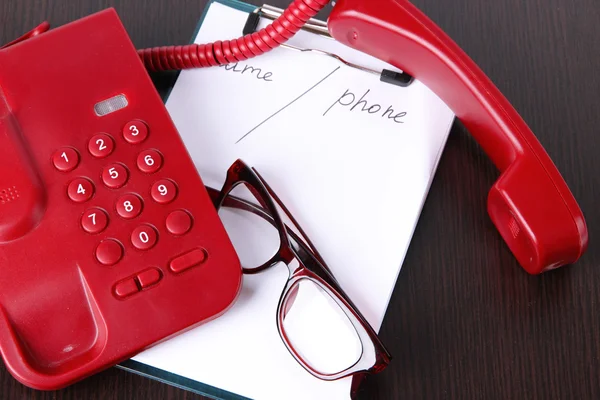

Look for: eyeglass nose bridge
[275,272,380,381]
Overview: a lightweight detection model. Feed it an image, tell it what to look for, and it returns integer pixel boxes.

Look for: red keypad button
[151,179,177,204]
[137,268,162,288]
[88,133,114,158]
[131,224,158,250]
[116,193,143,219]
[52,147,79,172]
[102,163,129,188]
[114,278,139,298]
[137,149,163,173]
[123,120,149,144]
[166,210,192,235]
[81,208,108,234]
[96,239,123,266]
[67,178,94,203]
[169,248,207,273]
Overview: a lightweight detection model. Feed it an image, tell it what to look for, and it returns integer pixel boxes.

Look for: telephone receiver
[328,0,588,274]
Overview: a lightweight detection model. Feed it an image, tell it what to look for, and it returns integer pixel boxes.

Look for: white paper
[133,2,455,399]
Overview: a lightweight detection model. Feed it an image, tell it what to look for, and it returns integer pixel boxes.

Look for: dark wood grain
[1,0,598,398]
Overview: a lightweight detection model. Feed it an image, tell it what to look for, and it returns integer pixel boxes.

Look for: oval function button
[114,278,139,299]
[137,268,162,289]
[169,248,207,273]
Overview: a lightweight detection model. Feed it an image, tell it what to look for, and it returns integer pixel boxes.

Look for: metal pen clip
[243,4,413,87]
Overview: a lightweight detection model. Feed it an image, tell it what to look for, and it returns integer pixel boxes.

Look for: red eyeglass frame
[207,159,391,387]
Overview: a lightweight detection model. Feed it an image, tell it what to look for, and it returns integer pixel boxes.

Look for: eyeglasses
[205,159,391,389]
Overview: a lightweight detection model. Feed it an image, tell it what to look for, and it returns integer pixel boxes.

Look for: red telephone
[0,9,241,390]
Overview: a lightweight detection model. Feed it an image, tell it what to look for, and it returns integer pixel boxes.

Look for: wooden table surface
[1,0,598,398]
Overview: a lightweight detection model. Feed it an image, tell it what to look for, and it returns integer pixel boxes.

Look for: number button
[81,208,108,234]
[102,163,129,188]
[96,239,123,266]
[131,224,158,250]
[52,147,79,172]
[67,178,94,203]
[123,120,149,144]
[137,149,163,173]
[151,179,177,204]
[116,193,143,219]
[166,210,192,235]
[88,133,114,158]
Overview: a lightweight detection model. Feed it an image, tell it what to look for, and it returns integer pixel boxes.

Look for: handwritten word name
[220,63,274,81]
[323,89,407,123]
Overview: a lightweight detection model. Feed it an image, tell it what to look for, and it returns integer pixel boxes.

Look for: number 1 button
[68,178,94,203]
[52,147,79,172]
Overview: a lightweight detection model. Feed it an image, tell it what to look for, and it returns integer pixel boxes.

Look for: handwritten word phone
[0,9,241,390]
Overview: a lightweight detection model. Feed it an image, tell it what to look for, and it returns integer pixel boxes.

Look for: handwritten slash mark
[235,66,341,144]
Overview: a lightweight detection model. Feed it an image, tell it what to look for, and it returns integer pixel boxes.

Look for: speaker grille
[0,186,19,205]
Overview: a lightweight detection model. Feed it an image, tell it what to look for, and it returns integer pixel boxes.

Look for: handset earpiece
[328,0,588,274]
[0,92,46,241]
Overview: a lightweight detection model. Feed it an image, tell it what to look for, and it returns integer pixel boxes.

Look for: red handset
[327,0,588,274]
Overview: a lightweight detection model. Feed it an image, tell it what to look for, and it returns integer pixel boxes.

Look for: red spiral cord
[137,0,331,72]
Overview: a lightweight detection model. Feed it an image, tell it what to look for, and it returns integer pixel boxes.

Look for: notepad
[125,1,455,399]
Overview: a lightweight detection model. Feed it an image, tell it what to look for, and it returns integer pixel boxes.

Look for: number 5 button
[137,149,162,173]
[116,193,143,219]
[151,179,177,204]
[102,163,129,188]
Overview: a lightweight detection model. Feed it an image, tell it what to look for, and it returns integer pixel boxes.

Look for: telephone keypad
[53,147,79,172]
[123,120,149,144]
[68,177,94,202]
[151,179,177,204]
[136,149,162,173]
[102,163,129,188]
[81,208,108,234]
[96,238,123,266]
[88,133,114,158]
[131,224,158,250]
[58,119,196,296]
[116,193,143,219]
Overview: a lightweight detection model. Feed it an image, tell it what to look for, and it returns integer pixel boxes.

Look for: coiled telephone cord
[137,0,330,72]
